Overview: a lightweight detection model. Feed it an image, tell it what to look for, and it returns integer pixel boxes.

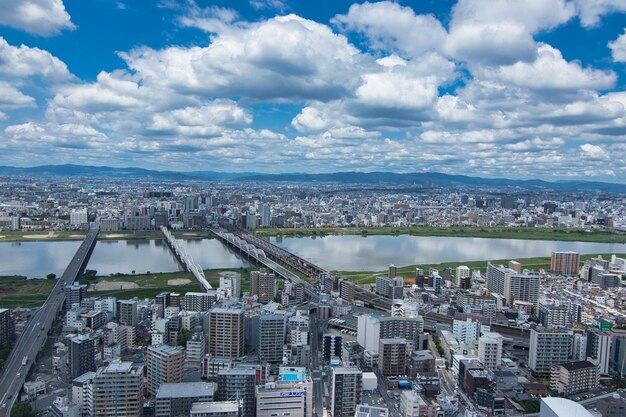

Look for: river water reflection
[0,238,250,278]
[269,234,626,271]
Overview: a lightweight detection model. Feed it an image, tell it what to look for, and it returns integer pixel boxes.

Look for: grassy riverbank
[254,226,626,243]
[0,229,216,242]
[338,252,626,285]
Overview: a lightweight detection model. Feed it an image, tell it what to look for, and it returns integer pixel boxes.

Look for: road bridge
[0,225,99,417]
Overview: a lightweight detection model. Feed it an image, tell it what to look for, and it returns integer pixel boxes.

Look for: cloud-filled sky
[0,0,625,181]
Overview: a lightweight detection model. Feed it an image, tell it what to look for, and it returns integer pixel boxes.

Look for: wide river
[0,238,250,278]
[268,235,626,271]
[1,235,624,278]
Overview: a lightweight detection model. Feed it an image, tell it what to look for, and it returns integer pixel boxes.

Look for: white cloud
[0,36,71,80]
[446,0,575,66]
[487,44,616,92]
[0,82,36,110]
[580,143,609,159]
[250,0,287,12]
[608,29,626,62]
[0,0,75,36]
[574,0,626,28]
[331,1,447,58]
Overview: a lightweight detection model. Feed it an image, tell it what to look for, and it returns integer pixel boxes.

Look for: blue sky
[0,0,625,181]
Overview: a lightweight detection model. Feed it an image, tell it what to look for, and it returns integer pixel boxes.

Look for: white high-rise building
[529,328,573,375]
[455,266,470,287]
[70,208,88,226]
[219,274,241,299]
[478,332,503,370]
[452,318,482,344]
[357,314,380,354]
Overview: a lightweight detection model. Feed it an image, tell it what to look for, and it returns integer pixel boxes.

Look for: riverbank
[0,229,213,242]
[339,252,626,285]
[254,226,626,243]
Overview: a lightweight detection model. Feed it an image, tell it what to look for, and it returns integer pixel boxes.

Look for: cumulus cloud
[446,0,574,66]
[580,143,609,159]
[608,29,626,62]
[0,37,71,80]
[332,1,447,58]
[0,82,36,110]
[574,0,626,28]
[0,0,75,36]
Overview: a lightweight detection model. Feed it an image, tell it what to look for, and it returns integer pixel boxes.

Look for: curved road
[0,226,99,417]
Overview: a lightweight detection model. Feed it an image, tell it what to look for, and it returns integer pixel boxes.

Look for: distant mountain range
[0,164,624,192]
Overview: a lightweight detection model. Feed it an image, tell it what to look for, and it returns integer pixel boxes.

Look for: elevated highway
[0,225,99,416]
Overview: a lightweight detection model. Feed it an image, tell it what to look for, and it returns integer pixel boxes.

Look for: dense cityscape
[0,175,625,417]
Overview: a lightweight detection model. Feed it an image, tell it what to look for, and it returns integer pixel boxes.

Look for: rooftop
[561,361,597,371]
[156,382,215,399]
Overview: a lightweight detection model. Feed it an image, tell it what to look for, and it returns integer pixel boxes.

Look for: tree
[83,269,97,280]
[46,273,56,280]
[12,402,35,417]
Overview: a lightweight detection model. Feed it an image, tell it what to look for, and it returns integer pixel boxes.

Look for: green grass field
[338,252,626,285]
[0,276,57,308]
[254,226,626,243]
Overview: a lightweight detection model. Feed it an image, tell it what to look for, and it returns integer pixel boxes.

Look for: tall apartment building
[455,265,470,287]
[486,264,539,305]
[379,338,408,377]
[550,361,599,395]
[216,368,257,417]
[92,361,144,417]
[71,371,95,416]
[186,333,206,367]
[587,328,612,375]
[70,208,88,226]
[453,318,482,344]
[66,284,87,309]
[219,273,241,299]
[258,314,286,363]
[478,332,503,371]
[117,300,138,326]
[323,333,343,362]
[250,271,277,304]
[155,382,215,417]
[146,345,184,396]
[69,334,95,378]
[538,302,570,328]
[288,311,309,346]
[208,307,244,359]
[331,367,362,417]
[184,292,219,312]
[529,328,573,375]
[0,308,15,345]
[375,276,403,300]
[551,251,580,275]
[379,316,424,347]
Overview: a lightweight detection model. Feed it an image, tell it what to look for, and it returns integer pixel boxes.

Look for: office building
[331,367,362,417]
[216,368,256,417]
[357,314,380,354]
[478,332,503,371]
[147,345,184,396]
[184,292,219,312]
[529,328,573,375]
[66,284,87,309]
[550,361,599,395]
[379,338,407,377]
[256,380,312,417]
[258,314,286,363]
[208,307,244,359]
[155,382,215,417]
[92,361,144,417]
[250,271,277,304]
[117,300,138,327]
[539,397,594,417]
[587,327,612,375]
[592,273,621,289]
[323,333,343,362]
[69,334,95,378]
[0,308,15,345]
[551,251,580,276]
[288,311,309,346]
[190,402,240,417]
